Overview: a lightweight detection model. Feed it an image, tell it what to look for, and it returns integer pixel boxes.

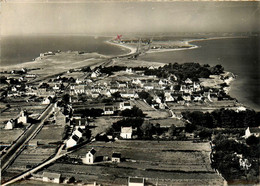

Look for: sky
[1,1,260,35]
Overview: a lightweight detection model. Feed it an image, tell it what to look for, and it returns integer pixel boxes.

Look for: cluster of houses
[41,170,145,186]
[5,110,29,130]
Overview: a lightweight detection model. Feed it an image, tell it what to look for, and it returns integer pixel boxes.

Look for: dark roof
[112,152,121,158]
[124,102,131,106]
[129,177,144,183]
[72,135,80,142]
[249,127,260,133]
[89,148,96,155]
[104,106,114,111]
[77,127,84,133]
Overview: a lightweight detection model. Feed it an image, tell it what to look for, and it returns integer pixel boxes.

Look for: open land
[40,140,224,185]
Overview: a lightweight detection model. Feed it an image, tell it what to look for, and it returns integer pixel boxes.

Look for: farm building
[104,106,114,115]
[66,135,80,148]
[72,128,84,138]
[128,177,145,186]
[17,110,28,124]
[86,148,96,164]
[120,127,133,139]
[112,152,121,163]
[5,119,16,130]
[42,172,61,184]
[119,102,132,110]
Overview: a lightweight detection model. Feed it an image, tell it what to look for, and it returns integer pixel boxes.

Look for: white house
[239,158,251,170]
[120,127,133,139]
[42,97,51,105]
[112,152,121,163]
[72,128,84,138]
[244,127,260,138]
[17,110,28,124]
[86,148,96,164]
[5,119,15,130]
[164,92,174,102]
[120,91,138,99]
[66,135,80,149]
[91,70,101,78]
[128,177,145,186]
[104,106,114,115]
[184,78,193,84]
[91,92,100,98]
[42,172,61,184]
[132,79,143,86]
[182,94,191,101]
[119,102,132,110]
[73,117,88,129]
[126,68,133,74]
[144,83,154,90]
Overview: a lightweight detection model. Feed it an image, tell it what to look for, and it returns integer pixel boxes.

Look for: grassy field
[90,116,121,137]
[150,118,186,128]
[37,140,224,185]
[39,140,223,185]
[0,129,24,143]
[34,124,64,143]
[2,146,56,181]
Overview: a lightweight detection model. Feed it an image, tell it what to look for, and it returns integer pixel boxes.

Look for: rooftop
[42,172,61,179]
[129,177,144,183]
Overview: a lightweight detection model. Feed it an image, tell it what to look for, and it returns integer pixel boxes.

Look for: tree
[185,123,196,133]
[120,106,145,117]
[198,129,212,140]
[112,91,121,99]
[140,122,154,139]
[168,124,177,136]
[246,135,259,146]
[62,94,70,104]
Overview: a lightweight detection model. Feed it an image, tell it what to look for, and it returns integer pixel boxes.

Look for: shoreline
[105,40,137,56]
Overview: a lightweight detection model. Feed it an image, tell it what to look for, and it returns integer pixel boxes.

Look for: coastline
[142,36,249,54]
[105,40,137,55]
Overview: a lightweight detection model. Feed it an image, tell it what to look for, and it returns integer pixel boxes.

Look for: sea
[1,35,259,111]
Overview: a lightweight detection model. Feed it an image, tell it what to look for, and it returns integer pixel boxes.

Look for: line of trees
[182,109,260,129]
[212,134,260,184]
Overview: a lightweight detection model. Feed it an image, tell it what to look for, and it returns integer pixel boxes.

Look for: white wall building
[86,148,96,164]
[42,172,61,184]
[120,127,133,139]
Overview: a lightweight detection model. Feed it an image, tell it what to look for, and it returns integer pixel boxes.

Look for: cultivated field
[130,100,170,119]
[34,124,64,144]
[90,116,121,137]
[2,146,56,181]
[150,118,186,128]
[38,140,224,185]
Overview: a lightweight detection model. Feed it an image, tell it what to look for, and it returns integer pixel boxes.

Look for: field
[0,129,24,144]
[130,100,170,119]
[149,118,186,128]
[2,146,56,181]
[34,124,64,144]
[39,140,224,185]
[168,100,240,113]
[90,116,121,137]
[110,58,164,68]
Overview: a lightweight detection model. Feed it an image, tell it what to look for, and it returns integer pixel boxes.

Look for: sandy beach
[106,40,137,55]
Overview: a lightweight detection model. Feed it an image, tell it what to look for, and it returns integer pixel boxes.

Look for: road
[0,103,55,173]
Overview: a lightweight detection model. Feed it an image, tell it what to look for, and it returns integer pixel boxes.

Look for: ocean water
[1,35,259,111]
[0,35,127,66]
[139,37,260,111]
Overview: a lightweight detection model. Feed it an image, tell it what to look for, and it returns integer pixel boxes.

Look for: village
[0,42,259,185]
